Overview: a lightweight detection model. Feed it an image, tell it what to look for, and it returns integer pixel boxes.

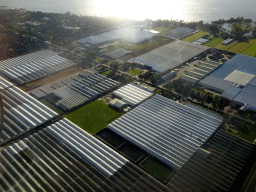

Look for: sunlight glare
[92,0,188,20]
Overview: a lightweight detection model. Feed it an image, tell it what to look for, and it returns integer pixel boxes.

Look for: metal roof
[221,86,242,100]
[77,28,157,45]
[168,129,254,191]
[41,72,119,110]
[162,27,196,39]
[0,79,58,144]
[107,95,223,170]
[1,50,75,85]
[105,49,130,59]
[224,70,255,86]
[130,40,209,73]
[113,83,154,107]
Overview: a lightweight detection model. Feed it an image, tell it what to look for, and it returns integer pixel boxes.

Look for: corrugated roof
[2,53,75,85]
[221,86,242,100]
[0,82,58,144]
[108,95,222,170]
[130,40,209,73]
[113,83,154,107]
[0,118,169,191]
[105,49,130,59]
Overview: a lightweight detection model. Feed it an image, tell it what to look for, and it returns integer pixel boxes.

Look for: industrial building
[112,83,154,107]
[130,40,209,73]
[107,94,223,170]
[105,49,131,59]
[77,28,157,45]
[0,50,75,84]
[198,54,256,111]
[162,27,196,40]
[0,118,169,191]
[0,77,58,145]
[31,71,119,111]
[109,98,127,111]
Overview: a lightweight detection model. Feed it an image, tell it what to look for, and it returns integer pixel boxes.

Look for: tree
[208,23,219,36]
[109,61,120,71]
[252,27,256,38]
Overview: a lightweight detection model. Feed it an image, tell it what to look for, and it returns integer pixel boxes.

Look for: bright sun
[91,0,188,21]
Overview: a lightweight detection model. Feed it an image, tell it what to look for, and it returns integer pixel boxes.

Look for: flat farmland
[227,39,256,53]
[182,31,209,42]
[203,38,224,47]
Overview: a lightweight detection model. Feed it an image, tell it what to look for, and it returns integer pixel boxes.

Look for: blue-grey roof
[233,85,256,108]
[221,86,242,100]
[198,76,233,92]
[199,54,256,102]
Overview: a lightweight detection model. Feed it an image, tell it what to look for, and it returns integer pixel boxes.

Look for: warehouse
[37,71,120,111]
[0,118,169,191]
[1,50,75,85]
[107,94,223,170]
[162,27,196,39]
[0,77,58,145]
[198,54,256,111]
[130,40,209,73]
[77,27,157,45]
[112,83,154,107]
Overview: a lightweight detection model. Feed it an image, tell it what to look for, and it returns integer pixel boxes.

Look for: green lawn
[101,70,111,76]
[203,38,224,47]
[240,41,256,57]
[63,100,121,134]
[215,41,238,50]
[127,68,142,75]
[228,39,256,53]
[182,31,209,42]
[155,89,161,94]
[192,88,205,94]
[127,36,168,52]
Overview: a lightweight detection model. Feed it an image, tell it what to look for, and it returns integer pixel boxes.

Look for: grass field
[182,31,209,42]
[203,38,224,47]
[127,68,142,75]
[227,39,256,54]
[240,41,256,57]
[127,36,168,52]
[101,70,111,76]
[215,41,238,50]
[63,100,121,134]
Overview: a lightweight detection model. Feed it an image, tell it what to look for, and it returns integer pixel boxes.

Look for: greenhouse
[0,118,168,191]
[113,83,154,107]
[0,77,58,145]
[1,50,75,84]
[108,94,223,170]
[130,40,209,73]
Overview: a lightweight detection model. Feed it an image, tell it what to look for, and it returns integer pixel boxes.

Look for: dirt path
[19,66,84,92]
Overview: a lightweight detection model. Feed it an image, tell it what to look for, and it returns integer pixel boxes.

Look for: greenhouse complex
[130,40,209,73]
[77,27,157,45]
[113,83,154,107]
[31,71,119,111]
[108,94,223,170]
[0,50,75,84]
[0,77,58,144]
[0,119,169,191]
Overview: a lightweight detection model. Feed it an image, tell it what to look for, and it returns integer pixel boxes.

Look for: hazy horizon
[1,0,256,22]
